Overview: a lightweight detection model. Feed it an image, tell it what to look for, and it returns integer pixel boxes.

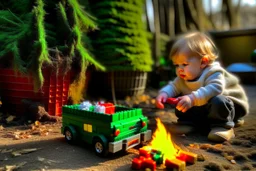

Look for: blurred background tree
[88,0,153,72]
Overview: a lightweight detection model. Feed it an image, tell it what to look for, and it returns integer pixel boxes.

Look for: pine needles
[0,10,32,73]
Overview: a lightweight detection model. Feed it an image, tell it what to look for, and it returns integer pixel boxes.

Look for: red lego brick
[132,158,142,170]
[99,103,115,114]
[139,148,151,158]
[176,150,198,164]
[143,158,156,171]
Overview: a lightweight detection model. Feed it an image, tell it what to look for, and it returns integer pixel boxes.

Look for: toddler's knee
[210,95,234,108]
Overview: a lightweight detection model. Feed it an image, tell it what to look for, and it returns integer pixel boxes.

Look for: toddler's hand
[155,92,168,109]
[176,95,193,113]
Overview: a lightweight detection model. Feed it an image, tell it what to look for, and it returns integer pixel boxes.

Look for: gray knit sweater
[160,62,249,115]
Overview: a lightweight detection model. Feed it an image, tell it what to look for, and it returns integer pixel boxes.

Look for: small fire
[132,118,197,170]
[144,118,179,161]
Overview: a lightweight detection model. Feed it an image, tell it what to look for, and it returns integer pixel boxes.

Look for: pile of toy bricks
[132,147,197,171]
[79,101,115,114]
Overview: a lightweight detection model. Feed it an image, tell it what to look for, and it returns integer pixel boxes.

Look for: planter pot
[88,71,148,99]
[0,67,70,116]
[209,28,256,67]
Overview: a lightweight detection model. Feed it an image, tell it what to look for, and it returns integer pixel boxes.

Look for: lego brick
[119,112,124,120]
[122,134,140,150]
[99,103,115,114]
[139,147,151,158]
[151,149,164,164]
[108,139,123,153]
[176,150,198,164]
[140,130,152,142]
[165,158,186,171]
[132,158,142,170]
[112,112,119,122]
[143,158,156,171]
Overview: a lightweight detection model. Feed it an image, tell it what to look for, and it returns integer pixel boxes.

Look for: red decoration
[99,103,115,114]
[139,148,151,158]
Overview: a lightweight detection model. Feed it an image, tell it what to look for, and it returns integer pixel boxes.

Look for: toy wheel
[93,138,108,157]
[65,128,74,143]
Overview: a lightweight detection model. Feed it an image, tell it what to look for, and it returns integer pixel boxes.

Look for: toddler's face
[172,47,204,81]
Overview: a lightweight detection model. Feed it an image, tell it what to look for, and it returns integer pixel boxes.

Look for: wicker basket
[88,71,148,99]
[107,71,148,98]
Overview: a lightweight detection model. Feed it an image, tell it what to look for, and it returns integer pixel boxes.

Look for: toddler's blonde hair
[170,31,218,63]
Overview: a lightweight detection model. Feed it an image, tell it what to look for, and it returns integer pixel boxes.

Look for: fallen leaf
[13,134,20,140]
[200,144,212,150]
[4,165,16,171]
[6,116,15,123]
[12,148,40,157]
[4,162,27,171]
[35,120,40,126]
[189,143,200,149]
[230,159,236,164]
[225,155,234,161]
[214,144,223,148]
[38,157,45,162]
[37,157,60,165]
[1,149,13,153]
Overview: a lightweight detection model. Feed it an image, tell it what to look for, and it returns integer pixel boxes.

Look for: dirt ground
[0,85,256,171]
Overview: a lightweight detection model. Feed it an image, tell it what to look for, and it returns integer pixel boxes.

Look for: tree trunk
[174,0,187,34]
[153,0,161,67]
[159,0,167,33]
[183,0,200,30]
[166,0,175,38]
[222,0,241,29]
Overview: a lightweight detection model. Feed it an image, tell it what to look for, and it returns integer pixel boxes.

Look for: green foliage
[67,0,98,31]
[30,0,50,90]
[0,10,32,72]
[0,0,104,100]
[89,0,153,71]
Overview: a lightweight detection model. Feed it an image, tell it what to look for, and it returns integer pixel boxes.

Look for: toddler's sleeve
[159,78,181,97]
[191,72,224,106]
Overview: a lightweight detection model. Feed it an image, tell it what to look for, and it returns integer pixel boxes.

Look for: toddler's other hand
[155,92,168,109]
[176,95,193,113]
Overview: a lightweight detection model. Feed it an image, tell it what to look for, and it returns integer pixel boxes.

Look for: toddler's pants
[175,95,245,129]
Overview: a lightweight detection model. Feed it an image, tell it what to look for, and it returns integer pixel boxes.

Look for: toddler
[156,31,249,142]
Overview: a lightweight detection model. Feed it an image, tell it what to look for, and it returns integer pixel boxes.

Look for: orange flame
[144,118,179,160]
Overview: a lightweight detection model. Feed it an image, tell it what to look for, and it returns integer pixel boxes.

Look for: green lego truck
[61,104,152,156]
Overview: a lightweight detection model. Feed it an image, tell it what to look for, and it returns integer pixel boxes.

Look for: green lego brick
[112,112,119,122]
[123,111,128,119]
[152,153,164,164]
[120,112,124,120]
